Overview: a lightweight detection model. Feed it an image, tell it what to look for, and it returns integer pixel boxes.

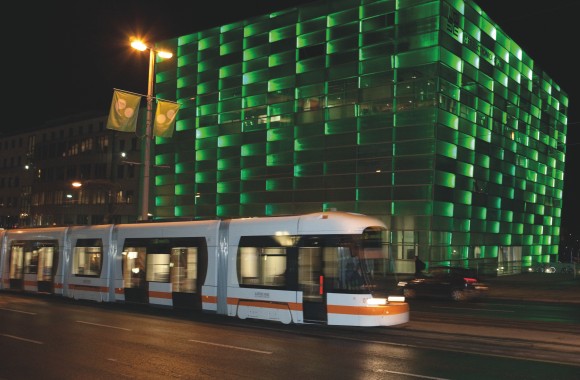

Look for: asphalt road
[1,293,579,380]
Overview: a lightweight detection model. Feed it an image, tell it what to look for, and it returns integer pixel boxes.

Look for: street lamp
[130,38,173,221]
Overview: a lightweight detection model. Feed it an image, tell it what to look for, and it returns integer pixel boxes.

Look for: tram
[0,212,409,327]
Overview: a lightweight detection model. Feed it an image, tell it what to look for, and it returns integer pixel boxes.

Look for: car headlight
[397,281,407,287]
[365,297,388,305]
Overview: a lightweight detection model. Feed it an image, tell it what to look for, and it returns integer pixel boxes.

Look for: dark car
[398,266,489,301]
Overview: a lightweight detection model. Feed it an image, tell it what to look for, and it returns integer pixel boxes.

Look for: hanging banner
[106,89,141,132]
[153,99,180,138]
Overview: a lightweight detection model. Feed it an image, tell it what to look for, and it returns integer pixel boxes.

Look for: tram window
[171,247,197,293]
[326,246,368,292]
[11,241,58,278]
[123,237,207,287]
[359,227,391,282]
[24,249,39,274]
[9,245,24,279]
[146,253,170,282]
[238,247,287,287]
[299,247,323,299]
[73,239,103,276]
[37,247,55,281]
[122,247,146,288]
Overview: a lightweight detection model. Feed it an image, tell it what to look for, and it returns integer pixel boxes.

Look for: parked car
[397,266,489,301]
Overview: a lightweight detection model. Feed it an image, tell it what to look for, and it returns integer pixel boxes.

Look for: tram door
[170,247,201,310]
[8,245,24,290]
[36,246,55,293]
[299,247,325,322]
[122,247,148,304]
[9,242,56,293]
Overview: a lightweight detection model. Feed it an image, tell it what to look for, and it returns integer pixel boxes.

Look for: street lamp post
[142,46,155,222]
[130,39,173,221]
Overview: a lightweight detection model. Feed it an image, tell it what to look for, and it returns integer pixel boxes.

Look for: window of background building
[126,190,134,204]
[66,166,77,179]
[97,136,109,151]
[94,163,107,179]
[80,164,91,179]
[55,167,65,180]
[117,165,125,179]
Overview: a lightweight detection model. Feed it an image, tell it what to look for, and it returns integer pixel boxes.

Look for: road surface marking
[431,306,514,313]
[189,339,272,354]
[0,307,37,315]
[376,369,449,379]
[1,334,43,344]
[76,320,132,331]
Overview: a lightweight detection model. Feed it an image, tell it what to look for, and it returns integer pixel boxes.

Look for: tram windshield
[356,227,391,295]
[319,227,390,294]
[236,228,392,295]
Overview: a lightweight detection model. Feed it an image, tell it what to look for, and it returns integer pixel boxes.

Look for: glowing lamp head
[130,40,147,51]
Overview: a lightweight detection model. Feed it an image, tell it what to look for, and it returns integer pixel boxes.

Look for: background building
[0,0,568,275]
[150,0,567,274]
[0,113,141,227]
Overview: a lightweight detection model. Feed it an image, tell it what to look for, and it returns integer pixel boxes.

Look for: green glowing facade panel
[153,0,568,272]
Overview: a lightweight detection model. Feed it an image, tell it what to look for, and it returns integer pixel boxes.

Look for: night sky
[6,0,580,232]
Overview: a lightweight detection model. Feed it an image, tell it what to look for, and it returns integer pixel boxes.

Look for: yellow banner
[153,100,180,138]
[106,90,141,132]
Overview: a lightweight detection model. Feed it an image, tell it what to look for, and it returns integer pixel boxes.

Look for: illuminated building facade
[151,0,568,274]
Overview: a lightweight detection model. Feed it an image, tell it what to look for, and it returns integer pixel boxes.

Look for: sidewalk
[483,272,580,304]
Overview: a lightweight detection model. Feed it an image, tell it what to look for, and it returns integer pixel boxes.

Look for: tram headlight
[387,296,405,303]
[365,297,387,305]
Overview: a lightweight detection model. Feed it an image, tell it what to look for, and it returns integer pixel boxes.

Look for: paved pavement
[388,270,580,304]
[483,272,580,304]
[398,272,580,362]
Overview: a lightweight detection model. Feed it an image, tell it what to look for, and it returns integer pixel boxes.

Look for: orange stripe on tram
[202,295,217,304]
[69,284,109,293]
[148,291,172,299]
[327,303,409,316]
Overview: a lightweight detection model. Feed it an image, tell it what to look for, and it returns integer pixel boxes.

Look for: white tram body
[64,224,115,302]
[0,212,409,327]
[0,229,6,289]
[1,226,68,295]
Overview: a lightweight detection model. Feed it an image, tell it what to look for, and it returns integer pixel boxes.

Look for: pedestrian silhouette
[415,256,426,276]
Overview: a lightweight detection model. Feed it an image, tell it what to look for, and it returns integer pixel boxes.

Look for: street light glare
[157,50,173,59]
[131,39,173,59]
[130,40,147,51]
